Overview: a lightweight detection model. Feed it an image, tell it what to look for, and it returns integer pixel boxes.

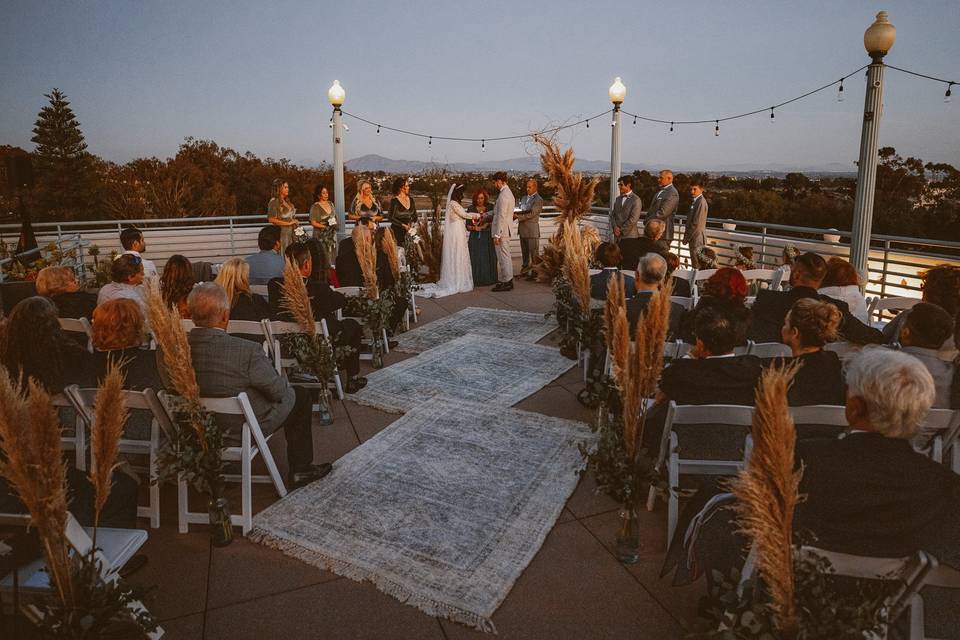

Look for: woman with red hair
[680,267,751,345]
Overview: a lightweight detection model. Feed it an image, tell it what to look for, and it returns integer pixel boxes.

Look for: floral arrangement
[0,241,78,282]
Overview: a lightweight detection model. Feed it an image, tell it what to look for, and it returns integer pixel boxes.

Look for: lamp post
[850,11,896,284]
[328,80,347,240]
[608,77,626,217]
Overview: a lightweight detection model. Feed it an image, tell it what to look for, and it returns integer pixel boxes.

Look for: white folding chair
[334,286,390,358]
[669,296,695,311]
[740,268,782,292]
[180,318,196,332]
[54,385,89,471]
[0,512,161,638]
[868,296,920,328]
[747,341,792,358]
[159,391,288,535]
[249,284,269,297]
[654,401,755,542]
[691,268,718,301]
[588,268,602,276]
[225,319,272,356]
[673,268,696,291]
[913,408,960,464]
[264,319,345,400]
[789,404,848,440]
[58,317,94,353]
[905,553,960,640]
[73,387,174,529]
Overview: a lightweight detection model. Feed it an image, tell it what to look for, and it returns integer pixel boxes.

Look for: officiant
[515,178,542,281]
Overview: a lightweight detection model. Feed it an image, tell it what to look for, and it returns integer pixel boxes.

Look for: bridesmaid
[309,183,338,261]
[348,181,383,226]
[387,177,416,245]
[267,178,297,252]
[467,188,497,286]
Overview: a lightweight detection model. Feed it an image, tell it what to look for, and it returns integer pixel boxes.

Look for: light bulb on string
[376,125,380,135]
[481,139,485,153]
[838,79,844,102]
[946,83,953,104]
[343,123,349,132]
[586,119,590,129]
[669,121,674,133]
[714,121,719,137]
[428,136,432,146]
[632,116,637,126]
[770,107,775,124]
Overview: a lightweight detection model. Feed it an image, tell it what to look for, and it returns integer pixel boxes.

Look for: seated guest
[665,252,691,298]
[680,267,751,345]
[776,299,845,406]
[246,225,286,286]
[897,302,956,409]
[97,254,146,313]
[120,226,158,279]
[883,264,960,360]
[374,228,407,335]
[334,218,376,287]
[818,257,869,323]
[626,253,685,340]
[160,254,194,318]
[794,349,960,560]
[88,299,159,390]
[36,265,97,320]
[269,244,366,393]
[643,304,762,453]
[185,283,333,488]
[748,251,881,345]
[0,296,90,393]
[622,219,669,272]
[215,258,271,321]
[590,242,636,300]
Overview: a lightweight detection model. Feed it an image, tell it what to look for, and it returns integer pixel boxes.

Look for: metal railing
[1,208,955,299]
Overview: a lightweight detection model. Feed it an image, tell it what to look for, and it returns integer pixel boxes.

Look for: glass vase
[372,336,385,369]
[317,386,334,426]
[615,506,640,564]
[595,399,609,430]
[208,497,234,547]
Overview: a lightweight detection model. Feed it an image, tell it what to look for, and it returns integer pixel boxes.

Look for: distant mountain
[344,153,856,177]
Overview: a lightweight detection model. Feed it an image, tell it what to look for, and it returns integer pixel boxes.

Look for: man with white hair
[794,348,960,558]
[626,253,684,339]
[185,283,332,489]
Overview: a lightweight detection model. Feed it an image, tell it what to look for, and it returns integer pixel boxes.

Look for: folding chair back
[333,286,390,357]
[740,269,782,291]
[747,341,792,358]
[692,269,718,300]
[868,296,920,325]
[670,296,694,311]
[249,284,269,296]
[789,404,847,440]
[264,319,344,399]
[913,408,960,463]
[58,317,94,353]
[53,384,89,471]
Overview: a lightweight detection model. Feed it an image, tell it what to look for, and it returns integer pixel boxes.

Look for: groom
[491,171,516,291]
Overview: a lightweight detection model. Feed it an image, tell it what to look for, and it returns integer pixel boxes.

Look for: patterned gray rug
[350,334,575,413]
[250,397,592,632]
[395,306,556,354]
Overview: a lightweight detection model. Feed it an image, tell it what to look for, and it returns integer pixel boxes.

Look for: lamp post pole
[328,80,347,240]
[850,12,896,284]
[608,77,626,218]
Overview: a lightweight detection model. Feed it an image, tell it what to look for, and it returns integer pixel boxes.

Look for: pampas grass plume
[280,258,317,336]
[90,358,129,528]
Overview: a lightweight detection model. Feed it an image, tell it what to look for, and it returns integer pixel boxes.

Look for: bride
[420,183,478,298]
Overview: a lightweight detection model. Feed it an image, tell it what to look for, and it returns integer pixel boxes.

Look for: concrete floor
[129,274,703,640]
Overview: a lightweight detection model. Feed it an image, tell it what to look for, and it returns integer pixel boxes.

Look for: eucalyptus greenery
[154,396,225,497]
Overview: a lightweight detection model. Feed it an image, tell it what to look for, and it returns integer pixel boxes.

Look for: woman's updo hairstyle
[787,298,841,347]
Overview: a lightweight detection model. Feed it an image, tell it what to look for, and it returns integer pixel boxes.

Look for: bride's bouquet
[293,225,308,243]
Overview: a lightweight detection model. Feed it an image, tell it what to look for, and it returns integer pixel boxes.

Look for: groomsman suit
[646,183,680,241]
[684,193,708,268]
[516,191,542,275]
[609,190,642,241]
[492,183,516,289]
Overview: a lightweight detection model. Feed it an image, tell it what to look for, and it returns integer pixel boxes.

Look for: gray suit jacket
[684,195,708,243]
[516,193,542,239]
[645,184,679,224]
[492,185,515,239]
[609,191,642,239]
[188,327,295,437]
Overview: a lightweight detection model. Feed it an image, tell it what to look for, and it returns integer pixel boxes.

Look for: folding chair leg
[242,427,253,535]
[410,291,418,324]
[332,370,345,400]
[248,421,287,499]
[667,452,680,544]
[75,414,86,472]
[148,421,160,528]
[177,475,189,534]
[382,328,390,354]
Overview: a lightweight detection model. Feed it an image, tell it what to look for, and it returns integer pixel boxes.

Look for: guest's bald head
[188,282,230,328]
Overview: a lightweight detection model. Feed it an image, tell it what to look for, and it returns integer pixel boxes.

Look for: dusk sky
[1,0,957,171]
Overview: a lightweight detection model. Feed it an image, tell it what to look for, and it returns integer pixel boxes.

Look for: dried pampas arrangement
[353,225,380,299]
[729,363,802,633]
[280,257,316,336]
[0,373,74,607]
[380,227,401,280]
[90,359,129,528]
[145,279,199,403]
[561,220,591,314]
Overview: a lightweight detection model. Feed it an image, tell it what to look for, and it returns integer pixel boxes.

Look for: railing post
[229,217,236,255]
[880,240,890,298]
[760,226,768,268]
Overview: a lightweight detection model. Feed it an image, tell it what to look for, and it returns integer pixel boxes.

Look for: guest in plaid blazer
[186,283,332,489]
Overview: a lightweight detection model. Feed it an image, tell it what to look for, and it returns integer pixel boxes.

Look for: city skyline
[1,1,957,170]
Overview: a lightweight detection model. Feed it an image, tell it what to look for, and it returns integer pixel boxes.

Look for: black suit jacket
[626,291,684,340]
[267,277,346,326]
[795,432,960,560]
[51,291,98,320]
[748,286,882,345]
[660,355,763,406]
[763,350,846,406]
[230,292,271,322]
[88,348,163,391]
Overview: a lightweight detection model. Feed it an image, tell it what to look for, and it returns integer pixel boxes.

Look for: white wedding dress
[419,184,475,298]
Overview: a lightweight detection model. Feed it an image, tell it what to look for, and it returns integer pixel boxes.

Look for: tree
[30,89,101,220]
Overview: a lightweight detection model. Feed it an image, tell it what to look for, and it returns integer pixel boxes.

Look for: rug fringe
[248,528,498,634]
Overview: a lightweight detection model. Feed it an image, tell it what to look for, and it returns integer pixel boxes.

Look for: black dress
[388,196,417,245]
[466,204,497,286]
[763,350,845,406]
[230,292,271,321]
[51,291,98,320]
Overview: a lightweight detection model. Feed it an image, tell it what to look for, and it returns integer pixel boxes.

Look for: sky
[1,0,958,171]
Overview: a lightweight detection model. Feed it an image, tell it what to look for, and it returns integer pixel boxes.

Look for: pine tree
[31,88,100,220]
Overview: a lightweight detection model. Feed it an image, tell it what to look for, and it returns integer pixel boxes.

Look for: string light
[946,83,954,103]
[714,121,719,137]
[586,119,590,129]
[376,125,380,135]
[770,107,775,123]
[669,122,674,133]
[428,136,432,146]
[632,115,637,126]
[838,79,844,102]
[481,139,485,152]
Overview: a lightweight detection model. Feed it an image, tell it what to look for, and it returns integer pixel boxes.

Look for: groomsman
[645,170,680,241]
[609,175,642,242]
[515,177,542,280]
[683,182,708,268]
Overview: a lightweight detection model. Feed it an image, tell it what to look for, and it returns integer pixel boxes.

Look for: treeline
[2,90,958,242]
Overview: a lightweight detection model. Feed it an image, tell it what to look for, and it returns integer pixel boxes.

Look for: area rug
[395,306,556,354]
[350,334,574,413]
[250,396,593,632]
